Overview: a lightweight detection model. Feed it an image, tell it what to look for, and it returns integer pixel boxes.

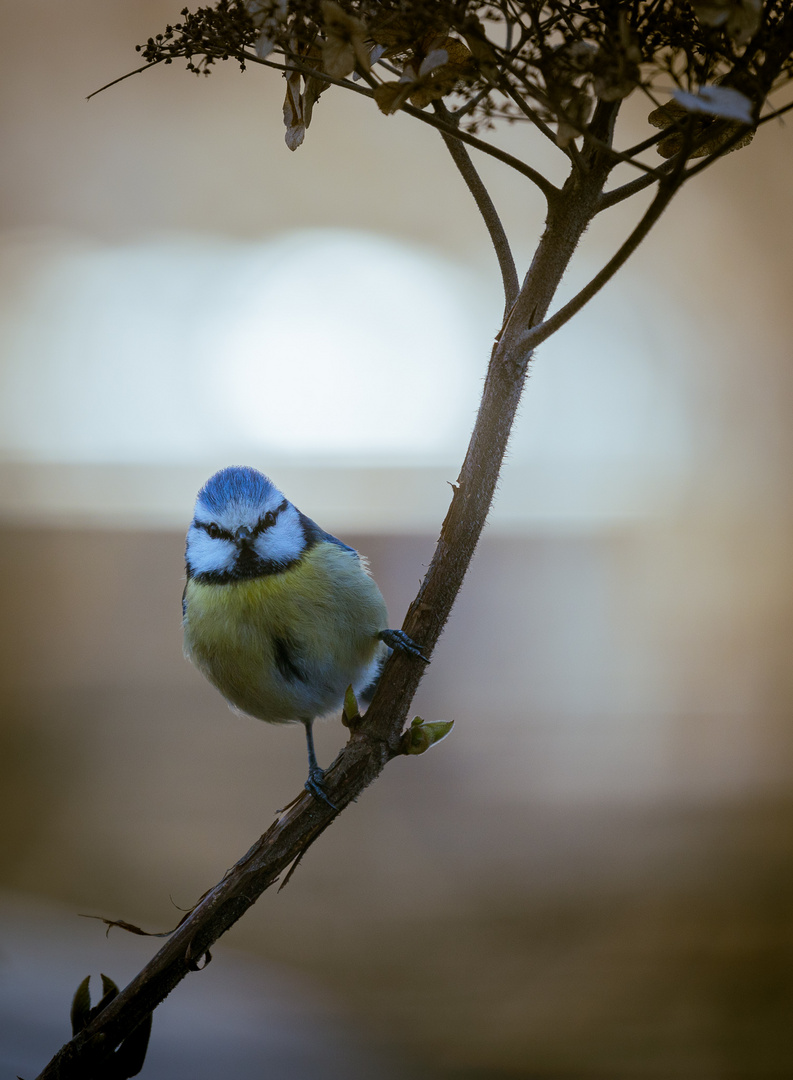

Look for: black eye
[263,511,277,528]
[206,523,223,540]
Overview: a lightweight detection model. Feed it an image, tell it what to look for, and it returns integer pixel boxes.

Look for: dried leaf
[592,15,641,102]
[691,0,732,25]
[727,0,762,45]
[283,71,306,150]
[302,75,327,129]
[321,0,370,79]
[245,0,287,28]
[374,80,412,114]
[555,90,593,147]
[322,37,356,79]
[648,98,687,129]
[409,38,476,108]
[79,913,173,937]
[674,84,754,123]
[691,0,762,44]
[353,42,386,81]
[255,32,275,59]
[418,49,449,78]
[649,96,754,157]
[463,17,499,79]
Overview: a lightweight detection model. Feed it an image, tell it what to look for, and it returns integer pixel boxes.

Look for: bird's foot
[304,767,338,811]
[379,628,430,663]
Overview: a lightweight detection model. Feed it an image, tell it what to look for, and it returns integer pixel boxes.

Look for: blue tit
[183,466,428,807]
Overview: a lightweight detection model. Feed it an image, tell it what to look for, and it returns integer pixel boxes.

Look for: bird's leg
[378,628,430,663]
[302,718,338,810]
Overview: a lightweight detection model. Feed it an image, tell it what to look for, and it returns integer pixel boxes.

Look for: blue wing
[299,512,359,559]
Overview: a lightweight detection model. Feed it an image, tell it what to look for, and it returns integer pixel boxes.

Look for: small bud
[341,685,360,728]
[70,976,92,1035]
[97,974,119,1013]
[403,716,454,755]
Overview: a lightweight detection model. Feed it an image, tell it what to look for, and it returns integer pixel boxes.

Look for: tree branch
[598,107,761,212]
[681,122,761,181]
[496,73,561,147]
[393,103,560,202]
[598,165,666,211]
[519,168,684,354]
[34,155,611,1080]
[757,96,793,125]
[432,103,520,311]
[86,59,164,100]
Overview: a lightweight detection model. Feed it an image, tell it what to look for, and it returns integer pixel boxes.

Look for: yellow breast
[183,542,388,724]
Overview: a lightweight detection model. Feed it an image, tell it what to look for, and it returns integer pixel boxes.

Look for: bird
[182,466,428,808]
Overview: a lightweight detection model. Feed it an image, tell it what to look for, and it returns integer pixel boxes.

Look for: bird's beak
[235,526,253,545]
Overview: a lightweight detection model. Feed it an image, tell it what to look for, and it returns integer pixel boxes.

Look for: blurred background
[2,1,793,1077]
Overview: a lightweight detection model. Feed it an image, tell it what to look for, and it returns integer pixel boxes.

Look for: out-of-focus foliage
[134,0,793,153]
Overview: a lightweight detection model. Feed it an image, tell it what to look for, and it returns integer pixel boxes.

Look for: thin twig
[598,110,756,212]
[757,96,793,125]
[450,85,493,120]
[520,168,685,353]
[597,164,665,211]
[583,132,663,176]
[386,104,559,201]
[433,102,520,311]
[622,124,673,159]
[96,49,559,202]
[241,49,376,97]
[86,59,164,100]
[496,74,560,146]
[681,123,760,180]
[241,50,560,200]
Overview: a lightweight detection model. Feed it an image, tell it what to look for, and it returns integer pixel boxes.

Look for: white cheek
[186,528,236,575]
[253,510,304,564]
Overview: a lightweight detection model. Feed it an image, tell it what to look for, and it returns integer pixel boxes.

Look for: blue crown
[197,466,276,514]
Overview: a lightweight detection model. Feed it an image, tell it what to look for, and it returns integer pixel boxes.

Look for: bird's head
[185,466,305,580]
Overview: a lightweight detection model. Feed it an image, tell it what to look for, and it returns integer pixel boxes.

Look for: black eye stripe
[251,499,289,538]
[194,520,233,541]
[194,498,289,542]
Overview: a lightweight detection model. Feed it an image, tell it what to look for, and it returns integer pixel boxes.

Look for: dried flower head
[131,1,792,158]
